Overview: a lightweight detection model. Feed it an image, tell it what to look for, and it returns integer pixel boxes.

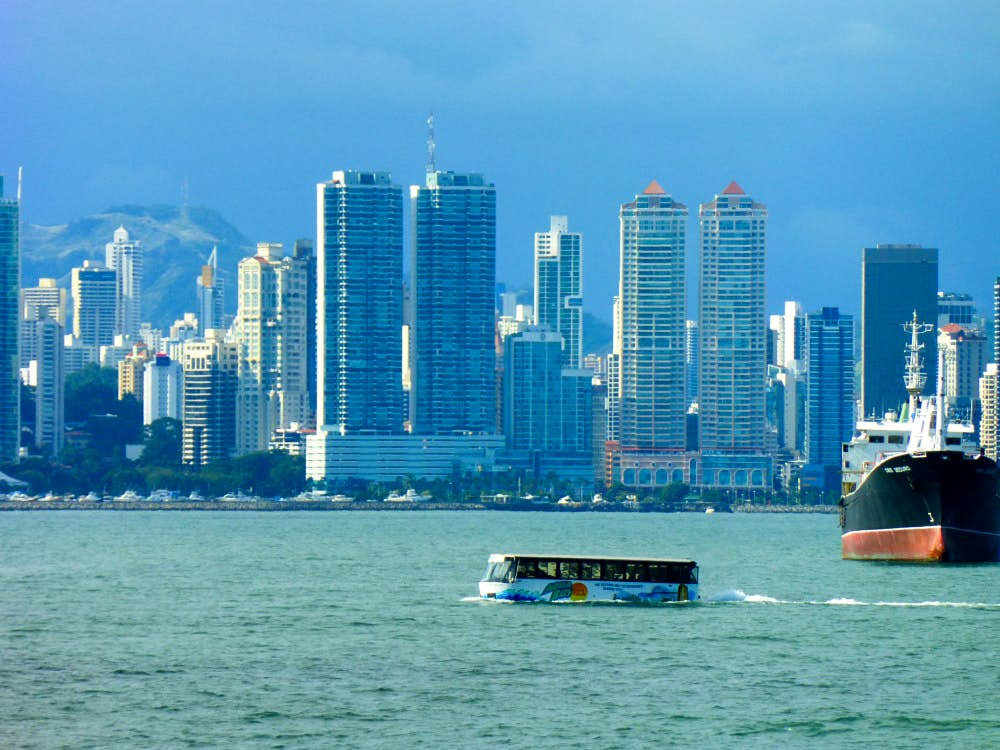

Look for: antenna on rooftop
[426,112,436,175]
[17,166,22,202]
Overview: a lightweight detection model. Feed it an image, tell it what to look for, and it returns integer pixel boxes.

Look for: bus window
[581,561,601,579]
[604,562,625,581]
[538,560,558,579]
[559,561,581,579]
[625,563,646,581]
[484,560,515,582]
[688,566,698,583]
[647,563,668,582]
[517,558,537,579]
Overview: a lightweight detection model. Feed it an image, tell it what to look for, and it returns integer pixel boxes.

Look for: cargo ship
[839,313,1000,562]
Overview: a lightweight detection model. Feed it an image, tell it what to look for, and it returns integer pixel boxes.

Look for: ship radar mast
[903,310,933,407]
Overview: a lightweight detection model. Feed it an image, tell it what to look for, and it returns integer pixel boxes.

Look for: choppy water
[1,511,998,749]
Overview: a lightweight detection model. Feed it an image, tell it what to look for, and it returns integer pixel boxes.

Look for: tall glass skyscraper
[71,261,117,347]
[805,307,855,484]
[410,171,496,435]
[105,225,142,339]
[534,215,583,368]
[698,182,768,453]
[197,247,224,333]
[0,175,20,462]
[617,181,687,451]
[316,170,403,433]
[861,244,938,418]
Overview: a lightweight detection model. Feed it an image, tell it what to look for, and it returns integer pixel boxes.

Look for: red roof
[643,180,666,195]
[722,181,745,195]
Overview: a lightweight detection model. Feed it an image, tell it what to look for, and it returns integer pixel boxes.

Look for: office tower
[181,330,238,466]
[685,320,699,406]
[105,225,142,338]
[0,175,20,462]
[938,325,988,421]
[994,277,1000,364]
[411,171,496,434]
[144,353,183,425]
[317,170,403,433]
[771,301,806,454]
[605,296,622,444]
[33,315,64,455]
[71,260,117,347]
[234,242,309,454]
[534,215,583,368]
[980,364,998,461]
[804,307,855,489]
[503,328,593,468]
[617,181,687,451]
[117,342,150,401]
[698,182,768,452]
[861,244,938,418]
[937,292,979,330]
[197,247,224,333]
[292,238,317,425]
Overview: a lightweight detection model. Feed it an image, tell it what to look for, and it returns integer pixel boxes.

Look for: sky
[3,1,998,324]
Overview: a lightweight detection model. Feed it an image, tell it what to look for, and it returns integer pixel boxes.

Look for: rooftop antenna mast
[425,112,436,175]
[17,166,23,202]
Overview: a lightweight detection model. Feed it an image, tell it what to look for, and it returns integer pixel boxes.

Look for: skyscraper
[71,260,117,347]
[144,353,183,425]
[234,242,310,454]
[698,182,768,453]
[33,314,64,455]
[0,175,19,462]
[197,247,224,333]
[316,170,403,433]
[411,171,496,435]
[292,238,317,426]
[938,324,988,421]
[980,364,998,461]
[534,215,583,368]
[182,330,238,466]
[105,225,142,339]
[861,244,938,418]
[617,181,687,451]
[804,307,855,490]
[994,277,999,364]
[684,320,699,407]
[20,278,67,368]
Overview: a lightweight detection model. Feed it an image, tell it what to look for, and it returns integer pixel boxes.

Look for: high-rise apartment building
[771,301,806,454]
[182,330,238,466]
[234,242,310,454]
[105,225,142,339]
[72,260,117,347]
[20,278,67,368]
[617,181,687,451]
[938,324,988,421]
[698,182,768,452]
[197,247,224,333]
[33,315,64,455]
[861,244,938,418]
[804,307,855,489]
[0,175,20,462]
[117,342,150,401]
[685,320,699,407]
[533,215,583,368]
[317,171,403,433]
[411,171,496,434]
[292,238,317,425]
[144,353,183,425]
[980,364,998,461]
[994,277,1000,364]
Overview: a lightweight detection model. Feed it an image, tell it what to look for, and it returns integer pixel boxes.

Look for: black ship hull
[840,451,1000,562]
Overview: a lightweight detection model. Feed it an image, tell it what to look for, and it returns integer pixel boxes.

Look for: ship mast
[903,310,933,415]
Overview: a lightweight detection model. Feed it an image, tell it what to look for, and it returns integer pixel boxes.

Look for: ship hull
[841,451,1000,562]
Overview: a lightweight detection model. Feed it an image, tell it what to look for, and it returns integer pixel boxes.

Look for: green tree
[140,418,183,467]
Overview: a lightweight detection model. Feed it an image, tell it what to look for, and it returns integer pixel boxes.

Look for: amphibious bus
[479,554,699,603]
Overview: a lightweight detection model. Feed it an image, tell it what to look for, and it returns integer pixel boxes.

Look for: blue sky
[3,1,998,323]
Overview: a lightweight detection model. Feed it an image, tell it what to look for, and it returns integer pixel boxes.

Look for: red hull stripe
[842,526,945,561]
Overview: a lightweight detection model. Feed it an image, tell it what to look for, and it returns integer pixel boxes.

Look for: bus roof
[488,553,696,565]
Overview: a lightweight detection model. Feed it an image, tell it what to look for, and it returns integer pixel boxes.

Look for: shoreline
[0,500,839,513]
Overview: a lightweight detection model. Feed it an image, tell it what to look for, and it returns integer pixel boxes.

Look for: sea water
[1,511,998,749]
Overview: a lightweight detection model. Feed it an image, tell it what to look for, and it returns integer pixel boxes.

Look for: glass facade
[0,176,19,461]
[861,245,938,418]
[534,216,583,368]
[618,183,687,451]
[805,307,855,469]
[316,171,403,433]
[411,171,496,435]
[698,183,767,452]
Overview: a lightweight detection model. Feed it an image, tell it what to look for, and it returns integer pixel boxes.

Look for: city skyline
[4,3,997,322]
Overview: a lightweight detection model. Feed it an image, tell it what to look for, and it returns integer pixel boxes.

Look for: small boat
[705,507,716,515]
[479,554,699,603]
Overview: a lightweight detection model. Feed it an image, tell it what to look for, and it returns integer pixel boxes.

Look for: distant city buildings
[196,247,224,333]
[410,171,497,435]
[533,215,583,368]
[105,225,143,339]
[980,363,998,461]
[181,330,238,466]
[71,260,117,347]
[32,314,64,455]
[861,244,938,418]
[938,324,987,422]
[316,170,403,434]
[144,353,183,425]
[0,176,20,461]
